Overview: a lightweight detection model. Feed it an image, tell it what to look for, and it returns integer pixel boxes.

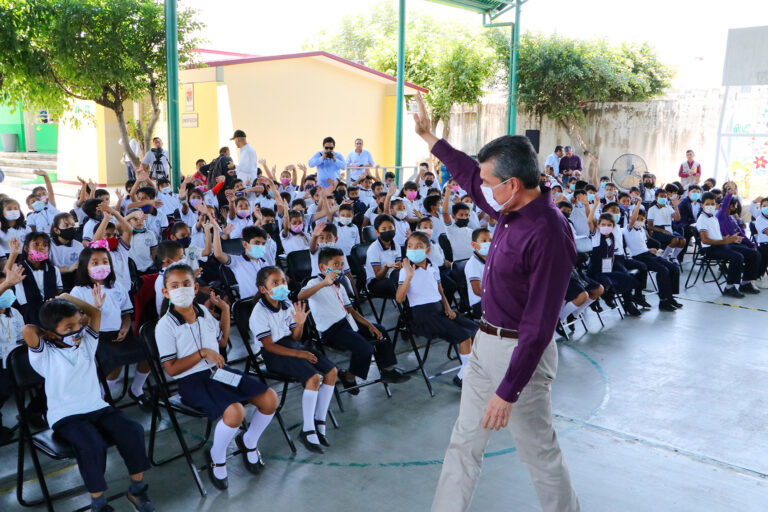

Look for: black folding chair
[685,227,727,292]
[450,259,470,315]
[350,242,392,324]
[139,322,208,497]
[221,237,244,256]
[362,226,377,244]
[218,264,241,302]
[8,346,126,511]
[438,233,454,263]
[286,249,312,295]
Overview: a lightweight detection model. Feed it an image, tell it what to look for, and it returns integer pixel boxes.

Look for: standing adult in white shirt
[120,137,142,180]
[140,137,170,180]
[346,138,375,183]
[231,129,259,188]
[545,145,564,178]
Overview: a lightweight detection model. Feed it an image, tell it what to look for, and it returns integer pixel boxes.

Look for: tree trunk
[114,104,141,166]
[560,118,599,184]
[442,113,451,143]
[143,81,162,154]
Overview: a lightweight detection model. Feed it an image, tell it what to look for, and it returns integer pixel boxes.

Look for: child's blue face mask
[761,206,768,216]
[32,200,45,212]
[0,289,16,309]
[406,249,427,263]
[690,192,701,201]
[247,243,266,260]
[657,197,668,206]
[478,242,491,256]
[269,284,290,301]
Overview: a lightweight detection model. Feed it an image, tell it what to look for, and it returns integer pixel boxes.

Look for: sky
[179,0,768,90]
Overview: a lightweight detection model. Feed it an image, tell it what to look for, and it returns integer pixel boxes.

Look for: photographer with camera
[140,137,171,181]
[309,136,346,187]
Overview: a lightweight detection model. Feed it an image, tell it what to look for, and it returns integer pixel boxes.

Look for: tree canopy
[0,0,202,164]
[305,2,495,139]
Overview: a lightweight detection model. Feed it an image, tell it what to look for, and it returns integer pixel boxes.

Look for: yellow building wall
[178,81,220,174]
[217,58,391,171]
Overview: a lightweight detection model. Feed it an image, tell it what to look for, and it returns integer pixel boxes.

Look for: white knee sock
[672,247,683,258]
[130,370,150,396]
[662,246,673,259]
[457,353,469,380]
[106,377,121,398]
[242,409,274,461]
[301,389,320,443]
[573,298,594,317]
[559,301,579,322]
[313,384,334,435]
[211,420,239,479]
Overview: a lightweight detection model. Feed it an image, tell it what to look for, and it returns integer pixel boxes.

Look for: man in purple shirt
[412,94,580,512]
[559,145,582,186]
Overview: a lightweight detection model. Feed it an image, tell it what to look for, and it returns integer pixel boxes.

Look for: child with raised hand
[22,287,154,512]
[396,232,477,388]
[250,265,337,453]
[281,209,311,255]
[91,203,134,291]
[156,264,277,489]
[0,264,25,441]
[70,245,152,406]
[5,234,62,325]
[25,169,59,233]
[226,190,255,239]
[212,223,268,299]
[0,198,29,260]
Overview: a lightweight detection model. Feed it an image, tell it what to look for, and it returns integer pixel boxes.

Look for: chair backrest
[349,243,371,284]
[286,249,312,286]
[222,237,245,256]
[219,264,240,302]
[438,233,454,263]
[231,298,260,361]
[7,345,44,391]
[362,226,377,244]
[749,221,758,239]
[128,256,139,283]
[132,273,159,335]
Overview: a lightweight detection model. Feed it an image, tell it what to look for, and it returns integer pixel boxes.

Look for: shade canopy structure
[163,0,527,188]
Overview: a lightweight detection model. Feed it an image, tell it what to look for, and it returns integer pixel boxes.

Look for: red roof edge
[192,48,259,58]
[188,50,428,93]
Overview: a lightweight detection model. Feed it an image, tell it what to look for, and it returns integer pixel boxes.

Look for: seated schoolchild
[646,188,686,260]
[442,187,474,261]
[125,209,158,274]
[365,214,401,298]
[624,202,683,311]
[212,224,268,300]
[6,233,62,325]
[465,228,492,319]
[49,212,84,288]
[416,217,456,299]
[90,206,134,292]
[299,248,408,393]
[156,264,278,489]
[396,232,477,389]
[281,209,311,255]
[0,264,24,441]
[334,204,360,256]
[250,266,336,453]
[23,291,154,511]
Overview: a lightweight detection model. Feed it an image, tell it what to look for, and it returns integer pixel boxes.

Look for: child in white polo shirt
[281,209,311,255]
[465,228,492,319]
[212,224,269,300]
[396,232,477,388]
[23,289,154,512]
[249,265,337,454]
[49,212,84,284]
[299,248,408,395]
[125,209,158,273]
[442,188,474,261]
[365,214,402,298]
[156,264,277,489]
[335,203,360,256]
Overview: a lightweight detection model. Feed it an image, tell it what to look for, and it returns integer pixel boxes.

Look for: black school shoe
[235,431,265,474]
[659,299,677,312]
[205,450,228,490]
[623,302,642,317]
[338,371,360,395]
[671,297,683,308]
[126,483,155,512]
[380,368,410,384]
[634,293,652,309]
[723,286,745,298]
[128,390,153,412]
[314,420,330,447]
[555,322,566,338]
[299,430,325,454]
[452,375,463,389]
[590,301,604,313]
[739,283,760,295]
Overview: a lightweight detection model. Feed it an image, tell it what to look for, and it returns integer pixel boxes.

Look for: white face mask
[395,210,407,220]
[338,217,353,226]
[703,205,716,215]
[480,178,514,212]
[168,286,195,308]
[318,241,335,249]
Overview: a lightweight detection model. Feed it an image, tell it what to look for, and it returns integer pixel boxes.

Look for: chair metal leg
[402,327,434,397]
[274,411,297,453]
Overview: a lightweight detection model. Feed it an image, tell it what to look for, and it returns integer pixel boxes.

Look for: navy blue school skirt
[176,367,269,420]
[262,337,335,383]
[651,230,682,246]
[409,302,477,344]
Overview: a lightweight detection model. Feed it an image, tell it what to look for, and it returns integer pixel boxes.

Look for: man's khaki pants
[431,331,580,512]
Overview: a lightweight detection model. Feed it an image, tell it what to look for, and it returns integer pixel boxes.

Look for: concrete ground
[0,254,767,510]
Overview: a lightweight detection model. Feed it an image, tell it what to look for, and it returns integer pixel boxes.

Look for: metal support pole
[507,1,521,135]
[395,0,406,182]
[713,86,729,182]
[165,0,181,191]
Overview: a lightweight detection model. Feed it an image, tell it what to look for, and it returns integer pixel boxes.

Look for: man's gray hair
[477,135,540,189]
[355,138,363,144]
[564,145,572,152]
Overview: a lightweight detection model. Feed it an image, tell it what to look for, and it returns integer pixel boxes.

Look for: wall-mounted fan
[609,154,648,190]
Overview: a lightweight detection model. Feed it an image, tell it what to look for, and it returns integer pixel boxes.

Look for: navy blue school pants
[633,251,680,299]
[321,319,397,379]
[53,406,149,493]
[704,244,759,284]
